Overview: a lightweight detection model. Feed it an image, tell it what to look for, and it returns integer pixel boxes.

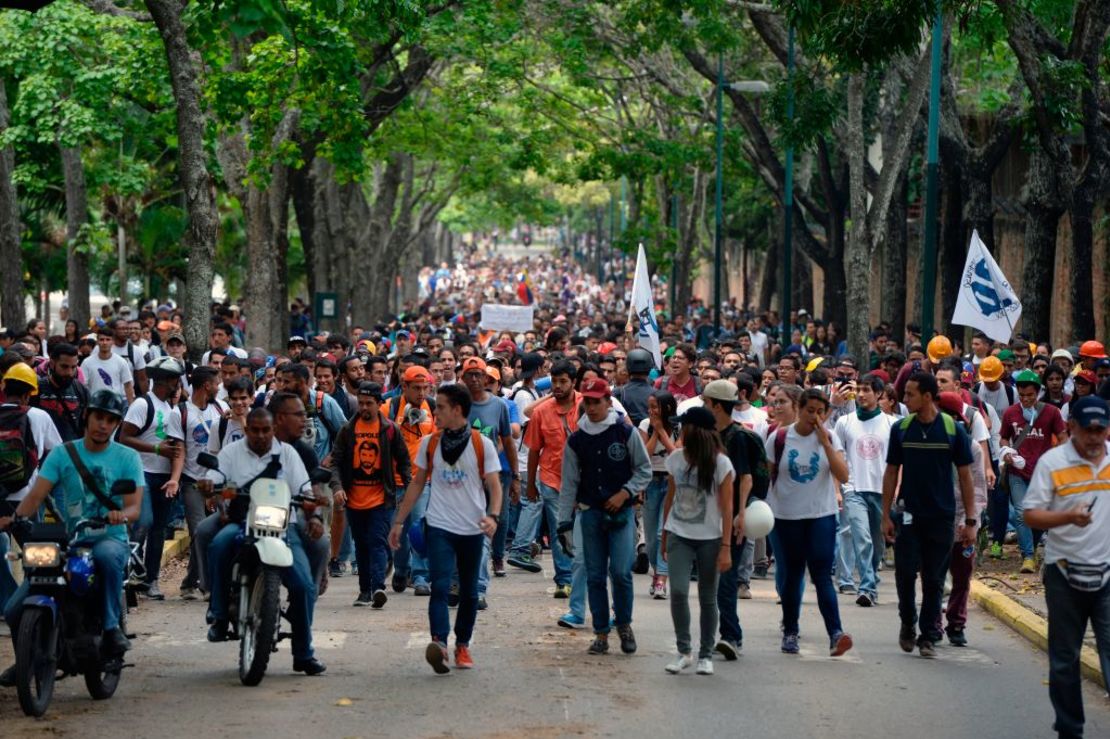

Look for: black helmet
[87,390,127,419]
[626,348,655,375]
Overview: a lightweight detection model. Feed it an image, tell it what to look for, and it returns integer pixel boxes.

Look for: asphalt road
[2,556,1108,739]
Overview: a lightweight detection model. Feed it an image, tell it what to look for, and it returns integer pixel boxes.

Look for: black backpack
[0,406,38,494]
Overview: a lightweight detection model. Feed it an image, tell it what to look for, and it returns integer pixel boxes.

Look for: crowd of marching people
[0,244,1108,738]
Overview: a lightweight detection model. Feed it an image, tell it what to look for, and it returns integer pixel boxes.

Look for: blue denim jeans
[511,480,572,584]
[641,475,669,576]
[736,537,755,585]
[0,531,17,613]
[347,505,394,594]
[4,537,128,636]
[568,516,588,619]
[835,507,856,589]
[579,506,636,634]
[1043,563,1110,738]
[1007,475,1035,558]
[427,525,484,645]
[717,536,746,645]
[844,490,884,597]
[492,470,514,560]
[131,472,173,584]
[393,486,430,586]
[771,515,843,638]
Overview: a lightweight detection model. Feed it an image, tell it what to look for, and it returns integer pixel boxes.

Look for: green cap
[997,349,1015,361]
[1013,369,1041,387]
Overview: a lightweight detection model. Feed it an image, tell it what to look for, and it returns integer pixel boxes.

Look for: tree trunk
[880,173,908,338]
[1019,149,1065,343]
[59,145,90,332]
[844,74,872,364]
[792,257,813,325]
[291,148,317,302]
[1069,190,1098,342]
[0,77,24,329]
[939,161,965,336]
[146,0,218,362]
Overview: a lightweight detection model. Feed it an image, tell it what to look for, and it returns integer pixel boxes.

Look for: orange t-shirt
[348,417,386,509]
[523,392,580,490]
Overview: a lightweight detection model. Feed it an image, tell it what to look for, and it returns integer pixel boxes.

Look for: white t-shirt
[416,432,500,536]
[834,412,896,494]
[111,341,146,373]
[732,405,769,439]
[81,352,133,396]
[182,400,225,480]
[123,394,184,474]
[663,449,733,540]
[207,417,245,455]
[2,405,62,501]
[749,331,769,366]
[638,418,678,473]
[765,424,843,520]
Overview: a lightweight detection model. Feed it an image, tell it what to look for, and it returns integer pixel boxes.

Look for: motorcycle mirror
[111,479,137,495]
[197,452,220,470]
[309,468,331,485]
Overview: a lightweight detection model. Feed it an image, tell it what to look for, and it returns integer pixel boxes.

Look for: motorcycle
[196,452,329,686]
[8,480,137,717]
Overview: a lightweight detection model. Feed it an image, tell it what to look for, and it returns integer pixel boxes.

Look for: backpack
[423,429,485,477]
[898,412,958,447]
[312,390,339,439]
[769,426,788,485]
[115,394,156,440]
[723,423,770,499]
[974,381,1015,408]
[0,406,38,494]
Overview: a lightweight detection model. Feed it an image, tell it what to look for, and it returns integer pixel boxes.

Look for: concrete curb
[161,531,190,568]
[970,580,1104,689]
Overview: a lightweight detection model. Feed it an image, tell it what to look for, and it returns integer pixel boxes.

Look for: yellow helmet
[978,356,1004,383]
[926,335,953,364]
[2,362,39,396]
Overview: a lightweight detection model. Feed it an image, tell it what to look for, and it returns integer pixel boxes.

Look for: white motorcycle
[197,452,328,686]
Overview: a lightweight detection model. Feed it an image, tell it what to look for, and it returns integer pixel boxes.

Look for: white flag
[951,230,1022,343]
[628,244,662,368]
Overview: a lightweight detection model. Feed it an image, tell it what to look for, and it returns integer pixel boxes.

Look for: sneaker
[1021,558,1036,573]
[738,583,752,600]
[652,580,668,600]
[1005,531,1017,544]
[0,664,15,688]
[476,596,488,611]
[180,587,199,601]
[696,658,714,675]
[447,584,460,607]
[507,553,543,573]
[781,633,800,654]
[142,582,165,601]
[753,564,769,579]
[391,574,408,593]
[989,542,1003,559]
[207,620,230,643]
[838,584,856,595]
[918,639,937,658]
[617,625,637,654]
[329,559,344,578]
[425,641,450,674]
[371,589,388,609]
[665,653,693,673]
[558,612,586,629]
[830,631,853,657]
[899,623,916,653]
[454,645,474,669]
[350,561,358,575]
[714,639,741,661]
[649,575,661,597]
[587,636,609,654]
[492,558,507,577]
[413,582,431,596]
[946,628,968,647]
[353,591,373,607]
[530,541,542,559]
[633,547,649,575]
[856,592,876,608]
[101,627,131,657]
[292,657,327,676]
[553,584,571,599]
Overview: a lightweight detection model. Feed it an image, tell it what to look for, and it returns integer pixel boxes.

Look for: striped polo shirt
[1024,441,1110,566]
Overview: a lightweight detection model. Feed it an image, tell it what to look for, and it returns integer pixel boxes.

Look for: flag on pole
[951,230,1022,343]
[628,243,661,368]
[516,270,534,305]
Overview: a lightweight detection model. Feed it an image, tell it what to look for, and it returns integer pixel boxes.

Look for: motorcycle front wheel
[16,609,58,717]
[86,591,125,700]
[238,567,281,686]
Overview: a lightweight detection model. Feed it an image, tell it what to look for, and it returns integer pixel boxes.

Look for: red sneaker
[454,645,474,669]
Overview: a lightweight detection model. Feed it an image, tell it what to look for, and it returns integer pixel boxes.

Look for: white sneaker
[665,654,693,674]
[696,658,714,675]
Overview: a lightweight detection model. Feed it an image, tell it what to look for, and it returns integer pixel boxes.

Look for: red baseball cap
[598,342,617,355]
[492,339,516,354]
[1075,369,1099,386]
[579,377,611,399]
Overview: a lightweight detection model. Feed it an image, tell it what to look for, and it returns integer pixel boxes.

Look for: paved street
[2,558,1108,738]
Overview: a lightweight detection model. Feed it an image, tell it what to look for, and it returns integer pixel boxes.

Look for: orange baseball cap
[402,366,432,383]
[484,367,501,383]
[461,357,487,374]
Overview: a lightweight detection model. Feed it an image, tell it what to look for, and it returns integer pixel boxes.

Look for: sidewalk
[970,545,1105,690]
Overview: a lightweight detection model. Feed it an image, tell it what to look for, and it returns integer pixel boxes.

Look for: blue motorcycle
[9,481,136,717]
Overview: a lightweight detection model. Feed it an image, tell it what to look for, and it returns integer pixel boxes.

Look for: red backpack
[0,406,38,494]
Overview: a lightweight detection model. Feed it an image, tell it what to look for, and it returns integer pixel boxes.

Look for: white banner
[480,304,534,332]
[951,230,1022,344]
[627,243,662,368]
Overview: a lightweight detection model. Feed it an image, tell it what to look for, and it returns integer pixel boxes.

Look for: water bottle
[962,544,975,559]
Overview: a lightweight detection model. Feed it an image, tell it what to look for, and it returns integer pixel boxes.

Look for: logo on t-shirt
[98,368,112,387]
[192,422,210,446]
[855,435,883,460]
[672,483,707,523]
[787,449,820,483]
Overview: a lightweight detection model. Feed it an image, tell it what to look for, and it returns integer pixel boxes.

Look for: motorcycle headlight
[23,543,62,568]
[250,505,288,531]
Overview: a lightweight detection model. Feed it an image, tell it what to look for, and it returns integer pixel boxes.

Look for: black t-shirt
[886,414,973,520]
[719,423,752,513]
[291,438,320,475]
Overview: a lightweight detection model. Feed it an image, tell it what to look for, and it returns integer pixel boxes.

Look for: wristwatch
[487,513,501,523]
[964,517,977,527]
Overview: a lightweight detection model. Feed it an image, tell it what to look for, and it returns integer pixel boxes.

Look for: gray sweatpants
[667,533,721,659]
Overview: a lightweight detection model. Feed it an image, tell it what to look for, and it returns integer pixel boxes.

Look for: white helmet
[147,355,185,377]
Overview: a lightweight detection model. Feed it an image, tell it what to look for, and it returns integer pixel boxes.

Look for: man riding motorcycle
[198,407,326,676]
[0,390,144,686]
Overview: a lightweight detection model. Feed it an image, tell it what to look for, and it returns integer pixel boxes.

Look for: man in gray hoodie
[558,378,652,656]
